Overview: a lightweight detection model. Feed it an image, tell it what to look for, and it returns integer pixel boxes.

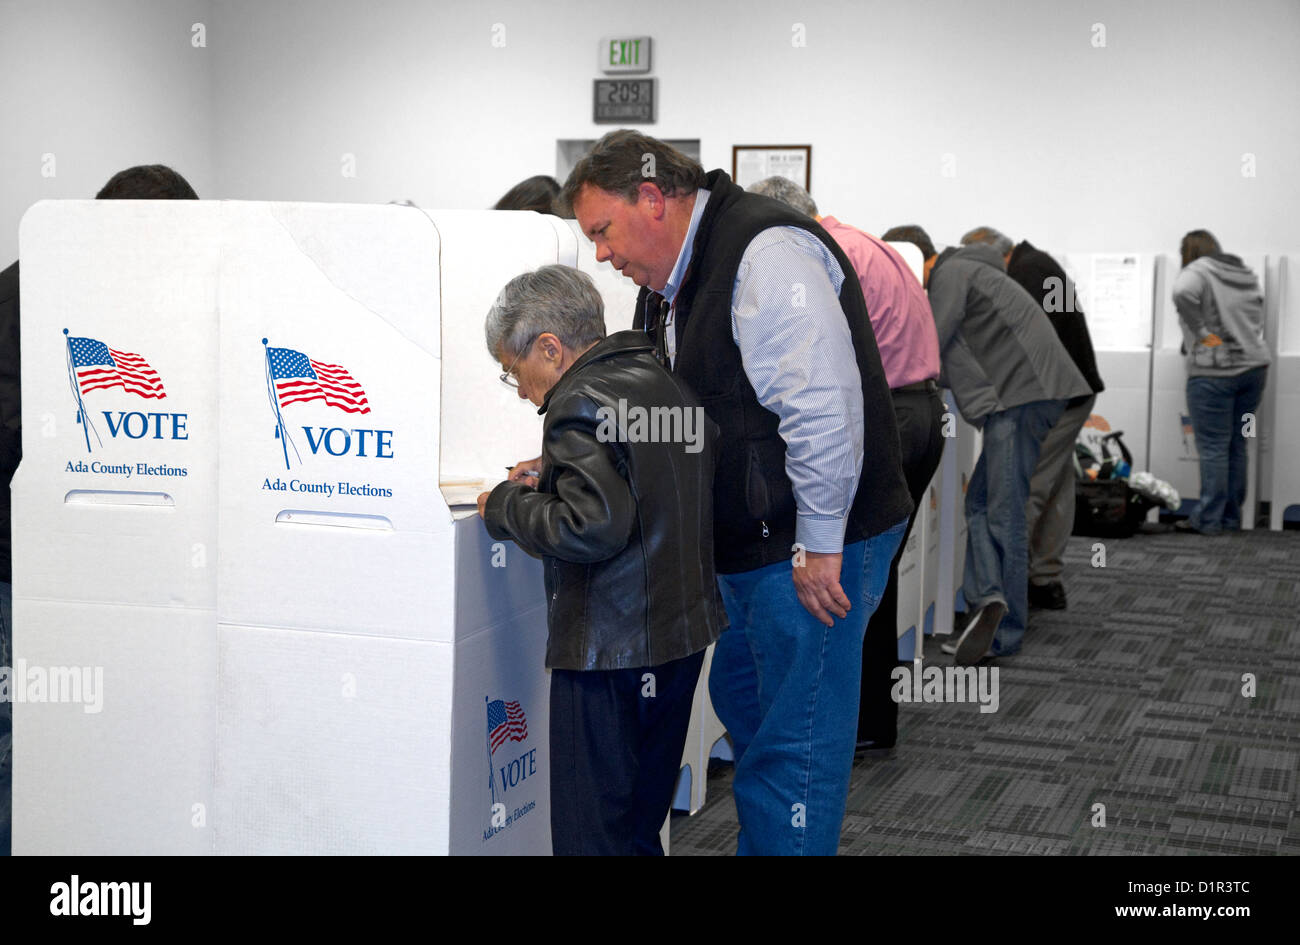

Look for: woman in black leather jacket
[479,264,724,855]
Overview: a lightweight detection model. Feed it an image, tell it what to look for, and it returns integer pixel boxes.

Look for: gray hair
[960,226,1014,257]
[484,264,606,361]
[747,176,818,218]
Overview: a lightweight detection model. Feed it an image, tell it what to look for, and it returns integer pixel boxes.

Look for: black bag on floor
[1073,478,1155,537]
[1072,431,1155,538]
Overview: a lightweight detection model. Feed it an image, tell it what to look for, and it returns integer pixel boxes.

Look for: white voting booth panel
[12,202,224,854]
[214,204,557,854]
[889,241,925,284]
[1059,253,1156,475]
[13,201,599,854]
[565,219,642,331]
[13,203,223,609]
[934,390,981,630]
[918,475,942,641]
[1267,256,1300,528]
[895,511,923,658]
[1150,254,1266,527]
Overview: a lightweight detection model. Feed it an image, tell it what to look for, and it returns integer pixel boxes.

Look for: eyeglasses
[499,337,537,388]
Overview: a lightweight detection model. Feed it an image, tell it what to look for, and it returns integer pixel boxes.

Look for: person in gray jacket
[1172,230,1270,535]
[884,227,1090,663]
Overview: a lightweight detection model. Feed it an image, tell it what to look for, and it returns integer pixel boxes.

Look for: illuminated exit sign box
[599,36,651,74]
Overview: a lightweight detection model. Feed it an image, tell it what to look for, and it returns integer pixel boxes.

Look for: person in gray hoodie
[1172,230,1270,535]
[884,227,1090,663]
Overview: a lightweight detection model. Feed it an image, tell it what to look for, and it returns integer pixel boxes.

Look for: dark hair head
[493,175,563,214]
[561,129,706,210]
[881,224,936,261]
[1180,229,1222,268]
[96,164,198,199]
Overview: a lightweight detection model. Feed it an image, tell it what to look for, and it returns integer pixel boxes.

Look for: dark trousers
[858,385,946,744]
[549,648,705,855]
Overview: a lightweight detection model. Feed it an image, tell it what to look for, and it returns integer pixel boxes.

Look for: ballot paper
[440,477,501,507]
[1088,253,1144,349]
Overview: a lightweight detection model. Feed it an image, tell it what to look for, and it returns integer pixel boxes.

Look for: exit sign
[600,36,651,74]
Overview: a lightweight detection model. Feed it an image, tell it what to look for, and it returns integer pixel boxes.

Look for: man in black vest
[562,131,911,855]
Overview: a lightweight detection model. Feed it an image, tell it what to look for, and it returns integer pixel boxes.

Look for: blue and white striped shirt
[663,194,865,554]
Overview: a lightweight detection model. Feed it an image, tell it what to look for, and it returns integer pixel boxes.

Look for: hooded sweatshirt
[1172,254,1270,377]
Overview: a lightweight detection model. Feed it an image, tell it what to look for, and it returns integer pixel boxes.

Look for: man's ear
[537,332,564,361]
[637,181,667,218]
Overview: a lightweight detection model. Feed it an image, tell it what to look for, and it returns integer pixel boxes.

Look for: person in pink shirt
[748,177,943,753]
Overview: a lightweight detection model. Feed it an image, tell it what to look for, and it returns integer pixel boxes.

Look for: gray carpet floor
[669,526,1300,855]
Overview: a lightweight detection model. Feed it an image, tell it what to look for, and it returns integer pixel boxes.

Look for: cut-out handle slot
[274,509,393,531]
[65,490,175,508]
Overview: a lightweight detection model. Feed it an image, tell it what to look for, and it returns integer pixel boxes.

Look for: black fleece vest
[635,170,912,574]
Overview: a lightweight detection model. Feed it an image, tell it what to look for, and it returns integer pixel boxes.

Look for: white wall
[205,0,1299,259]
[0,0,213,263]
[3,0,1298,261]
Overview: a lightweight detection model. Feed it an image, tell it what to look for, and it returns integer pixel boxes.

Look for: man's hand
[1201,333,1223,347]
[508,456,543,483]
[792,551,849,628]
[476,491,490,519]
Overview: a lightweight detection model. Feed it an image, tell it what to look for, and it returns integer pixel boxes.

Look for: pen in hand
[505,466,541,478]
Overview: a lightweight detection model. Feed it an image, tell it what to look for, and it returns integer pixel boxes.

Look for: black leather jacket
[484,330,726,671]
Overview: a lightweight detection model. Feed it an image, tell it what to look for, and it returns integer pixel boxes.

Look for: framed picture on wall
[731,145,812,190]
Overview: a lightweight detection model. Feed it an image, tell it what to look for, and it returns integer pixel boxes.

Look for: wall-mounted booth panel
[1058,252,1156,476]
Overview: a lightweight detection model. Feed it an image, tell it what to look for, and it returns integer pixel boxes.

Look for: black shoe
[1028,582,1067,610]
[1173,519,1198,533]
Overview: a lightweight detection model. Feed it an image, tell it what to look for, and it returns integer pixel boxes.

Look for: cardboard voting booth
[13,202,224,854]
[1265,255,1300,529]
[934,390,981,632]
[1150,254,1266,526]
[895,512,923,659]
[918,474,942,641]
[12,201,642,854]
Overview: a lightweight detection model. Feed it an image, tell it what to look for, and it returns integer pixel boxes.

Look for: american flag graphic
[267,346,370,414]
[487,699,528,754]
[67,337,166,399]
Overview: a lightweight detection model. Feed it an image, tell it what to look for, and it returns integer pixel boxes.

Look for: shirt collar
[662,188,710,304]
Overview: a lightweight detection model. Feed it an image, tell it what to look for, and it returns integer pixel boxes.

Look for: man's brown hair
[561,130,706,210]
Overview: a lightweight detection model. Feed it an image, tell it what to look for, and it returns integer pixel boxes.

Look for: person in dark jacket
[479,263,724,856]
[961,228,1105,610]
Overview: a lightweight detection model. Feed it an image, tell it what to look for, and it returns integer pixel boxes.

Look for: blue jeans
[962,399,1066,656]
[1186,367,1267,533]
[709,520,906,856]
